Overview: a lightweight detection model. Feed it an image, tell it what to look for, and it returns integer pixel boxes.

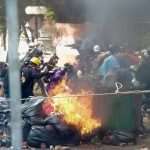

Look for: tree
[42,0,86,22]
[0,0,6,49]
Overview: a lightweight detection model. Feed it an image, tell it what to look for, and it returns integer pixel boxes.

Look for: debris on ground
[0,98,147,149]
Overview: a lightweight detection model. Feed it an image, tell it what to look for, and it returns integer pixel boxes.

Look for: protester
[98,44,120,76]
[91,45,110,73]
[21,57,49,100]
[0,82,3,97]
[23,42,46,96]
[0,63,9,98]
[135,49,150,96]
[45,63,74,96]
[97,44,139,76]
[23,42,43,65]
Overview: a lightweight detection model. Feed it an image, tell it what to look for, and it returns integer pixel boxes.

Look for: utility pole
[35,0,40,40]
[6,0,22,149]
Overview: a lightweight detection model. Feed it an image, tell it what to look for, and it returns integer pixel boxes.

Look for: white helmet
[93,45,100,53]
[29,42,35,47]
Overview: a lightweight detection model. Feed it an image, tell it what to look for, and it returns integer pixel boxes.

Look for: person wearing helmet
[109,44,120,55]
[0,62,9,98]
[29,42,35,49]
[22,42,43,66]
[135,49,150,98]
[30,57,41,66]
[21,57,49,100]
[45,63,75,96]
[30,57,47,97]
[47,54,59,70]
[93,45,101,53]
[42,53,59,84]
[91,45,110,73]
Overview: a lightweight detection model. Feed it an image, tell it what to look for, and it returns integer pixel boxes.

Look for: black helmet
[109,44,120,54]
[63,63,73,73]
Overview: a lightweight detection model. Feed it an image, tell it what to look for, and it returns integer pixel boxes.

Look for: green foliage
[45,9,57,22]
[0,0,6,33]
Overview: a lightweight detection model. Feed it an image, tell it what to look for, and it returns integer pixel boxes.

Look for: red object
[125,53,139,65]
[43,103,54,115]
[41,143,46,149]
[0,131,3,136]
[22,141,27,149]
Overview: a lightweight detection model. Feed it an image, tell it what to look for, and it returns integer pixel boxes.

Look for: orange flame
[47,78,67,97]
[47,78,101,135]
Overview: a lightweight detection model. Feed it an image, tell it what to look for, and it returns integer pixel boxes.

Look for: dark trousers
[34,79,47,97]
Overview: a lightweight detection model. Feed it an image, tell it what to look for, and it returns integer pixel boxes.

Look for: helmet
[63,63,73,73]
[75,55,80,60]
[30,57,41,66]
[109,44,120,54]
[93,45,100,53]
[29,42,35,48]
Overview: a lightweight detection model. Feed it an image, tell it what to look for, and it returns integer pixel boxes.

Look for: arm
[32,71,48,79]
[50,70,64,82]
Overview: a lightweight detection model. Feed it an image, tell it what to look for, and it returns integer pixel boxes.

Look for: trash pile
[0,101,11,147]
[0,97,142,149]
[22,98,81,148]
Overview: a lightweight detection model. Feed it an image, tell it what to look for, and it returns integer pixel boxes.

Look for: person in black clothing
[45,53,59,70]
[21,57,49,99]
[22,43,43,65]
[0,82,2,97]
[0,63,9,98]
[135,58,150,95]
[42,54,59,83]
[34,54,59,96]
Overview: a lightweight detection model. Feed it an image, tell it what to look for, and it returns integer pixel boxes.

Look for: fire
[46,78,101,135]
[47,78,67,96]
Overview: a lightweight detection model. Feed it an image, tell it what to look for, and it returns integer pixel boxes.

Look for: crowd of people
[0,43,76,102]
[0,41,150,103]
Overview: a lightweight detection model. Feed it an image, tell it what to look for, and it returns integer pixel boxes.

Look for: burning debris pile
[0,94,142,149]
[0,80,142,148]
[21,93,102,149]
[0,96,140,149]
[0,79,103,148]
[22,99,81,148]
[0,101,11,147]
[1,77,146,149]
[23,93,104,149]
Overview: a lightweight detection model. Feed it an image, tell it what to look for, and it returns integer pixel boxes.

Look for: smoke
[83,0,149,22]
[80,0,150,46]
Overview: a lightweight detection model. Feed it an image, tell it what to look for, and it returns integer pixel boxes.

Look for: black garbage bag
[0,101,9,112]
[27,125,60,148]
[103,131,137,146]
[21,98,46,118]
[1,136,11,147]
[23,117,45,143]
[0,110,11,134]
[44,114,76,136]
[23,115,47,127]
[30,116,46,126]
[81,127,105,143]
[44,114,81,146]
[22,121,32,142]
[58,124,81,146]
[45,124,61,145]
[44,114,69,134]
